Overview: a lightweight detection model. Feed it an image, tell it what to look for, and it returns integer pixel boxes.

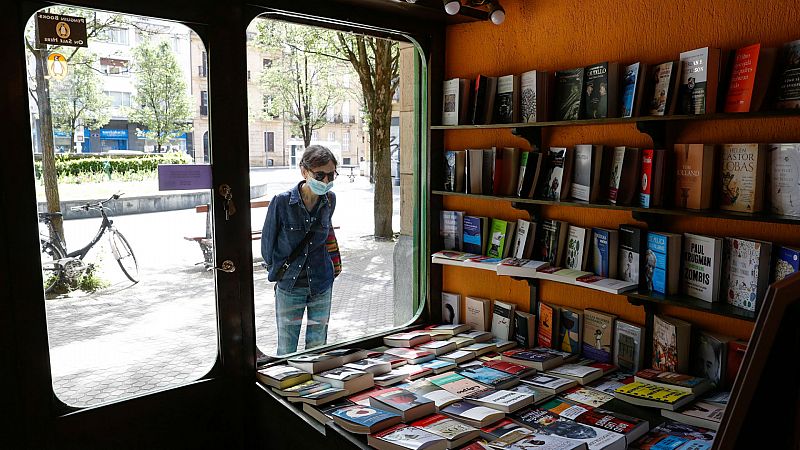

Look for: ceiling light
[443,0,461,15]
[489,1,505,25]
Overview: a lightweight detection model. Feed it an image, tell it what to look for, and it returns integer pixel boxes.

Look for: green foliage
[78,264,108,293]
[129,39,192,151]
[34,153,190,182]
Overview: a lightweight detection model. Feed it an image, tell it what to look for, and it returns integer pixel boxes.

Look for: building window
[104,91,132,108]
[263,58,272,68]
[267,159,274,166]
[342,101,351,123]
[328,131,335,142]
[343,157,351,165]
[343,131,350,151]
[200,91,209,116]
[265,131,274,152]
[198,51,207,77]
[104,26,129,45]
[100,58,128,76]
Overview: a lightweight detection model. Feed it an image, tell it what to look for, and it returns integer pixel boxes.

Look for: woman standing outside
[261,145,339,355]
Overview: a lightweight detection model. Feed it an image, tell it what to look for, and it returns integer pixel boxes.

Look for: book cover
[692,331,730,387]
[564,225,588,271]
[560,386,615,408]
[768,143,800,217]
[555,68,584,120]
[614,382,693,404]
[678,47,719,115]
[456,365,517,388]
[645,232,669,294]
[491,300,516,341]
[535,219,567,266]
[652,315,680,372]
[537,303,557,349]
[774,246,800,282]
[640,149,654,207]
[719,143,767,212]
[411,414,479,443]
[462,215,485,255]
[512,219,533,259]
[673,143,715,209]
[583,62,618,119]
[591,228,617,278]
[441,292,461,325]
[499,147,521,197]
[607,146,626,204]
[444,150,457,192]
[682,233,723,302]
[429,373,487,397]
[483,147,497,195]
[722,237,772,311]
[558,309,582,355]
[442,78,460,126]
[516,151,530,197]
[520,69,548,123]
[440,210,464,251]
[332,405,401,428]
[726,340,747,389]
[570,144,600,202]
[369,424,446,449]
[513,311,535,349]
[487,218,509,258]
[618,225,643,284]
[724,43,763,112]
[511,407,626,449]
[495,74,519,124]
[537,147,569,200]
[470,75,489,125]
[621,62,643,117]
[467,148,484,194]
[773,39,800,109]
[581,309,616,364]
[465,296,492,332]
[541,399,646,437]
[613,320,644,374]
[648,61,678,115]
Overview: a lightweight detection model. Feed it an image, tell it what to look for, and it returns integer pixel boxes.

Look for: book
[652,315,692,373]
[488,428,588,450]
[483,360,536,378]
[287,354,341,374]
[513,311,536,349]
[591,228,618,279]
[465,389,534,413]
[256,365,311,389]
[462,215,489,256]
[487,337,517,353]
[571,144,604,202]
[384,348,435,365]
[639,148,667,208]
[724,43,778,112]
[348,386,402,406]
[613,320,644,374]
[272,379,331,398]
[768,143,800,217]
[635,368,713,395]
[621,62,647,118]
[495,75,521,124]
[661,400,725,431]
[511,219,536,259]
[643,232,682,295]
[722,237,773,312]
[487,218,514,258]
[607,146,641,205]
[370,352,408,369]
[480,418,525,441]
[345,358,393,375]
[510,407,626,450]
[678,47,721,114]
[447,335,475,349]
[581,309,616,364]
[517,150,544,199]
[534,219,569,266]
[629,421,716,450]
[583,62,619,119]
[587,372,635,395]
[402,379,461,410]
[573,275,638,294]
[725,340,747,389]
[535,267,593,285]
[444,150,467,193]
[774,245,800,282]
[496,258,549,278]
[537,303,559,349]
[772,39,800,110]
[440,210,464,251]
[441,401,505,428]
[564,225,590,271]
[484,147,497,195]
[458,330,493,343]
[719,143,767,213]
[456,365,519,390]
[501,349,563,371]
[647,60,681,116]
[546,364,603,385]
[498,147,522,197]
[521,70,551,123]
[385,332,432,348]
[537,147,574,201]
[613,381,694,411]
[692,331,731,388]
[417,340,458,357]
[395,364,435,381]
[410,414,480,448]
[332,404,403,434]
[302,398,354,425]
[557,308,582,356]
[470,74,497,125]
[286,386,349,405]
[369,389,436,423]
[555,68,584,121]
[491,300,516,341]
[442,78,472,126]
[367,424,448,450]
[673,144,716,209]
[313,367,374,392]
[617,225,643,284]
[441,292,461,325]
[465,297,492,332]
[322,348,371,365]
[462,342,496,357]
[467,148,484,194]
[682,233,723,302]
[439,350,477,365]
[559,386,614,408]
[430,324,471,336]
[540,398,650,444]
[420,359,458,375]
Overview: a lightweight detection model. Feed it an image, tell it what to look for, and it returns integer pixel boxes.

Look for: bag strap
[275,193,331,281]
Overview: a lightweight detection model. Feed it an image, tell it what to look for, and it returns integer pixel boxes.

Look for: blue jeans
[275,285,332,356]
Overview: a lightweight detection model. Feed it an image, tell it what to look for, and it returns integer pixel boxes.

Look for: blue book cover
[463,215,483,255]
[455,366,515,387]
[621,63,640,118]
[592,228,610,277]
[331,405,400,426]
[774,246,800,281]
[421,359,454,371]
[646,233,668,293]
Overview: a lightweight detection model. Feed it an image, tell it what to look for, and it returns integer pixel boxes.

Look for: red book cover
[493,149,505,196]
[724,44,760,113]
[483,360,530,375]
[573,408,643,435]
[640,149,654,207]
[726,340,747,388]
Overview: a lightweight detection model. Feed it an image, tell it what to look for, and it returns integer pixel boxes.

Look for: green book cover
[487,219,509,258]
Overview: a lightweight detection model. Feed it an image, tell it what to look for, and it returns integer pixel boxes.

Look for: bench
[184,199,270,266]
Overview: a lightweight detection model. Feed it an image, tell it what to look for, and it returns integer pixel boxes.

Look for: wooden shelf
[431,190,800,226]
[626,291,757,322]
[430,109,800,130]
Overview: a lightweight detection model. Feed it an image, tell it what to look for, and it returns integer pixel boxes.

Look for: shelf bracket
[511,202,542,222]
[528,279,539,315]
[512,127,542,149]
[636,121,668,149]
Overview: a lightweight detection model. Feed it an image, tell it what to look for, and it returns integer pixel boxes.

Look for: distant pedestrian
[261,145,339,355]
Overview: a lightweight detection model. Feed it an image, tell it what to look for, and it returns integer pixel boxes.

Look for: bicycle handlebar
[69,192,124,212]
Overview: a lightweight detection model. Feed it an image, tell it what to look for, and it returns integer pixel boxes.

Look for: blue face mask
[306,176,334,195]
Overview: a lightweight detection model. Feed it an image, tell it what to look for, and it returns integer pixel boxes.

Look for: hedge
[34,153,191,179]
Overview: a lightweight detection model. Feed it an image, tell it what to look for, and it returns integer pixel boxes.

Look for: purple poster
[158,164,212,191]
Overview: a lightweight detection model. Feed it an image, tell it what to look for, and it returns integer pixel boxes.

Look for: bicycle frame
[44,208,115,261]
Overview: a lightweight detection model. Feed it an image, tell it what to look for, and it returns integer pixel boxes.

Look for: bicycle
[39,193,139,294]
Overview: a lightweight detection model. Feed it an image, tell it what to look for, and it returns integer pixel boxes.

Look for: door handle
[209,260,236,273]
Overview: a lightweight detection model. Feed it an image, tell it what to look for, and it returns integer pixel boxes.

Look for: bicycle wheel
[40,240,64,294]
[109,230,139,283]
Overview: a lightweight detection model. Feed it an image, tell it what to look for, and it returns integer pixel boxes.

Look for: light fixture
[488,1,505,24]
[404,0,418,3]
[443,0,462,15]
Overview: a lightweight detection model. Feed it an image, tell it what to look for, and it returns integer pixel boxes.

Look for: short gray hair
[300,145,338,169]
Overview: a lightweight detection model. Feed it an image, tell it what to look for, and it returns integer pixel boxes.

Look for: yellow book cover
[614,382,691,404]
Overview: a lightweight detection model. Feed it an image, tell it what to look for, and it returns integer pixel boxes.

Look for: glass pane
[26,6,217,406]
[246,17,419,357]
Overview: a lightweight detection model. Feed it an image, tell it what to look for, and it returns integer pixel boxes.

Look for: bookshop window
[246,15,422,357]
[25,6,218,407]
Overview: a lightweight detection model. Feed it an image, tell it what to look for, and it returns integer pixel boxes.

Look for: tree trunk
[371,109,393,239]
[35,49,65,241]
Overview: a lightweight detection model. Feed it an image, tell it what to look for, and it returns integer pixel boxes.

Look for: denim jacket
[261,182,336,295]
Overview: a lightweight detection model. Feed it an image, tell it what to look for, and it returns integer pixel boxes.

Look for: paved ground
[43,168,405,407]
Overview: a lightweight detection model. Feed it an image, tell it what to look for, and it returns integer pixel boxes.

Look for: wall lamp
[441,0,505,24]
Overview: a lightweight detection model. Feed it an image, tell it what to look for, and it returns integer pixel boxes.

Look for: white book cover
[571,144,593,201]
[374,424,446,448]
[494,430,586,450]
[442,78,460,126]
[769,143,800,217]
[441,350,474,361]
[574,276,638,294]
[548,364,600,378]
[522,374,574,390]
[608,147,626,204]
[564,226,588,270]
[440,211,464,251]
[613,320,644,374]
[513,220,532,259]
[723,237,771,311]
[444,403,500,421]
[520,70,541,123]
[682,233,723,302]
[469,389,533,407]
[491,300,516,341]
[496,258,549,278]
[418,416,478,440]
[441,292,461,325]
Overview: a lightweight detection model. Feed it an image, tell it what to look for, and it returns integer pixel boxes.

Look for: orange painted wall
[440,0,800,340]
